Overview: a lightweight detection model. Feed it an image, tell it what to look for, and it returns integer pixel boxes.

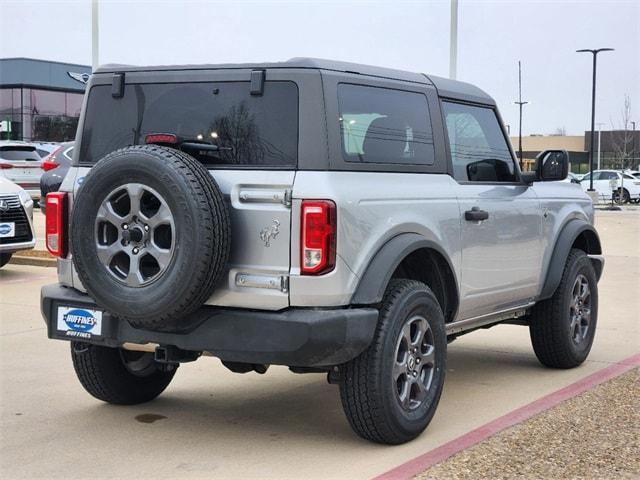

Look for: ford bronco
[41,58,603,444]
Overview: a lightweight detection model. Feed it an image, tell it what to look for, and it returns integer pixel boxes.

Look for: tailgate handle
[239,189,292,207]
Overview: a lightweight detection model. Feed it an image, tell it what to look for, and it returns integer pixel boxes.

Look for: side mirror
[537,149,569,181]
[522,150,570,184]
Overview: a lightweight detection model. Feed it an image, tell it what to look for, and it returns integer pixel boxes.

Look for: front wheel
[339,279,447,444]
[530,249,598,368]
[71,343,177,405]
[612,188,630,204]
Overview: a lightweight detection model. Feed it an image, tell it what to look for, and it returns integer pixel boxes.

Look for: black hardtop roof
[95,57,493,104]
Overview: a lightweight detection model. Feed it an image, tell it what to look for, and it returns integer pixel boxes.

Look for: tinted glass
[80,81,298,167]
[338,84,434,165]
[443,102,516,182]
[0,146,40,161]
[599,171,617,180]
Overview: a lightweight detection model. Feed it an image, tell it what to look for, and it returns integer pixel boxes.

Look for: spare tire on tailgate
[71,145,230,333]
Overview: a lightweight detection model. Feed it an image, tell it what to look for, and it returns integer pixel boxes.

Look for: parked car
[0,141,44,201]
[563,172,582,184]
[0,177,36,267]
[580,169,640,203]
[32,142,60,159]
[41,58,603,445]
[40,142,74,214]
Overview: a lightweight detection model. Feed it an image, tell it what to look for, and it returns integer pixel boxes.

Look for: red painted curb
[373,353,640,480]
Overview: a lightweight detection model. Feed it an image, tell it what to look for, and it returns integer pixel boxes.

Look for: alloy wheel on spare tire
[71,145,230,333]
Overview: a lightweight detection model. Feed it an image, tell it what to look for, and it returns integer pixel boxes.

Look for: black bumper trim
[41,284,379,367]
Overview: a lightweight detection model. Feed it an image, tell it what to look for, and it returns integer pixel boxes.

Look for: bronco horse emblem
[260,219,280,247]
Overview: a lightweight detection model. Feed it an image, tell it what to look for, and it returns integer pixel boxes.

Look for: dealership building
[0,58,91,142]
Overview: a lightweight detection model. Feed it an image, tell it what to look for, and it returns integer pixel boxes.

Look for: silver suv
[41,59,604,444]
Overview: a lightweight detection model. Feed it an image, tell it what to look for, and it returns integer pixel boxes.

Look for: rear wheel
[339,279,447,444]
[612,188,630,204]
[0,253,12,268]
[70,342,176,405]
[530,249,598,368]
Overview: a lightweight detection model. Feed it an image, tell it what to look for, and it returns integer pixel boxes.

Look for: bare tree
[610,94,634,170]
[609,95,635,203]
[551,126,567,136]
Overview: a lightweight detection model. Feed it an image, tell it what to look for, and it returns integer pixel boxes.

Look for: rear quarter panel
[290,171,462,307]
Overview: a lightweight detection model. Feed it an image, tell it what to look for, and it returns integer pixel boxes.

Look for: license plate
[0,222,15,238]
[57,306,103,339]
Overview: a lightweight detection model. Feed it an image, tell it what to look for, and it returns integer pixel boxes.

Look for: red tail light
[41,146,63,171]
[46,192,68,257]
[0,163,13,169]
[301,200,336,275]
[145,133,177,144]
[42,160,59,171]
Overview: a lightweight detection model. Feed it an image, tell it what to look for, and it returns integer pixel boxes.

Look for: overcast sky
[1,0,638,135]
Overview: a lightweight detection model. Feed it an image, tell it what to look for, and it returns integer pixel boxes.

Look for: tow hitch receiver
[154,345,200,364]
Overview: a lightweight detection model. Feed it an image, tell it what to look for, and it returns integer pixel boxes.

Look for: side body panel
[531,180,595,296]
[289,171,462,308]
[454,184,542,319]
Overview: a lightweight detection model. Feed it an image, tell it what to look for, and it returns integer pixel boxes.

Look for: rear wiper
[180,142,233,153]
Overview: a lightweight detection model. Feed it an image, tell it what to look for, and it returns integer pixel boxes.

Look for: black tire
[0,252,11,268]
[71,145,230,332]
[612,188,630,204]
[339,279,447,444]
[70,342,176,405]
[530,249,598,368]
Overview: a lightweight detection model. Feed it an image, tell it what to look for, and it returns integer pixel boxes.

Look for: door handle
[464,207,489,222]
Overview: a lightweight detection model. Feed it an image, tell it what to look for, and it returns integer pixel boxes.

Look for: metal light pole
[596,122,605,170]
[449,0,458,80]
[514,61,528,170]
[632,121,637,169]
[92,0,99,72]
[576,48,614,191]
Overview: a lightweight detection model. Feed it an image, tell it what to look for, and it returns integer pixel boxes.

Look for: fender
[351,233,459,309]
[539,219,603,300]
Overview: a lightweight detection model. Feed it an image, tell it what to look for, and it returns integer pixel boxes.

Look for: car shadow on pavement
[59,347,557,449]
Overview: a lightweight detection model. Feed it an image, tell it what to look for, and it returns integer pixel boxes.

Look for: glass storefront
[0,87,84,142]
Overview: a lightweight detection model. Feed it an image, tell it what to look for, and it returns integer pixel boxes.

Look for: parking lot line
[373,352,640,480]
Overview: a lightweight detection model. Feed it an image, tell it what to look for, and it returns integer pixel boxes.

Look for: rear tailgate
[66,68,304,310]
[0,146,43,189]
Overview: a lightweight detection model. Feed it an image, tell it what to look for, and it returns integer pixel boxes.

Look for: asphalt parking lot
[1,210,638,479]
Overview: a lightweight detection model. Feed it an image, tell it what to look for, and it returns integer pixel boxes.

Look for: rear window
[337,84,434,165]
[79,81,298,167]
[0,146,40,162]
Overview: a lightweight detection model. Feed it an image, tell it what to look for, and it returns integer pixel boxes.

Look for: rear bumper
[0,239,36,253]
[41,284,379,367]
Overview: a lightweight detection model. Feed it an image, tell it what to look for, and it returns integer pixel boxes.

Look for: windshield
[79,81,298,167]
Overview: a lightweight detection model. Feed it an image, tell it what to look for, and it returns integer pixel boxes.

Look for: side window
[337,84,434,165]
[599,171,616,180]
[442,101,516,182]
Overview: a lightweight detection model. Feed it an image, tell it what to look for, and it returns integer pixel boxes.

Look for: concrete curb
[8,250,57,268]
[373,353,640,480]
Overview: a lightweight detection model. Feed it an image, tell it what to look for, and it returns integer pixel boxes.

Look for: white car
[580,169,640,203]
[0,141,44,200]
[0,176,36,268]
